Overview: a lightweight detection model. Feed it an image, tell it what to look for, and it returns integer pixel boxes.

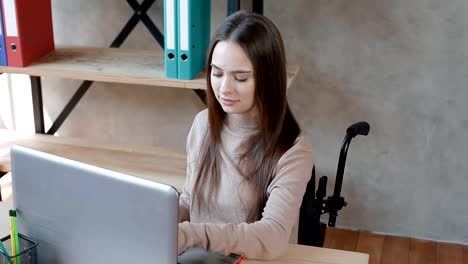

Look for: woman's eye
[235,77,247,82]
[211,72,223,77]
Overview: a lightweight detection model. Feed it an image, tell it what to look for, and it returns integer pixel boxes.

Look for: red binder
[0,0,54,67]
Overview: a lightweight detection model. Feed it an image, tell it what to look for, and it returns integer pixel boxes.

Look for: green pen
[9,209,20,264]
[0,241,13,264]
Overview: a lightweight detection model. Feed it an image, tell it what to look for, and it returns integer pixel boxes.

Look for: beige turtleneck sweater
[178,109,314,260]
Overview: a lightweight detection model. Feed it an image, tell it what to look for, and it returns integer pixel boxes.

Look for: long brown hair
[193,11,300,223]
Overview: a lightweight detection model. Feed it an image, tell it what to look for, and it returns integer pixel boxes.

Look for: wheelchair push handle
[333,121,370,197]
[298,121,370,246]
[329,121,370,227]
[346,121,370,138]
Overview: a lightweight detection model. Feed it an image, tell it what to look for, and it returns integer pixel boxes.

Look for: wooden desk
[0,131,368,263]
[0,202,368,264]
[246,244,368,263]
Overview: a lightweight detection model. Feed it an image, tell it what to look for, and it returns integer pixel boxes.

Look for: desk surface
[0,201,368,264]
[0,47,301,90]
[0,131,369,263]
[246,244,368,264]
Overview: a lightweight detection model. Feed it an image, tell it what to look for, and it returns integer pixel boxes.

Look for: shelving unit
[0,0,268,135]
[0,47,301,90]
[0,46,301,134]
[0,0,302,178]
[0,0,302,185]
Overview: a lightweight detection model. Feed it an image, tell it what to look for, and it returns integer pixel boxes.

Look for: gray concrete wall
[4,0,468,244]
[277,0,468,244]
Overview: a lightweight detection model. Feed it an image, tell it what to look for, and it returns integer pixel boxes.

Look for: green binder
[177,0,211,80]
[163,0,178,79]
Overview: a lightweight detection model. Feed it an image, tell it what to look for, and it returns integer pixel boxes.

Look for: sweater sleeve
[178,164,191,222]
[178,135,314,260]
[179,110,207,222]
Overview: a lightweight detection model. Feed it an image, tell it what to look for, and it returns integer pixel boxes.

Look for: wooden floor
[323,228,468,264]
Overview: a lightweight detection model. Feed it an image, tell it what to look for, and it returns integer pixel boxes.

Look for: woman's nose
[220,77,233,94]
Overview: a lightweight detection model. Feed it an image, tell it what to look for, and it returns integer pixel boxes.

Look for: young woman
[178,10,314,260]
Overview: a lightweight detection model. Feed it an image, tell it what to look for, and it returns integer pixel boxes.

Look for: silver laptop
[11,145,179,264]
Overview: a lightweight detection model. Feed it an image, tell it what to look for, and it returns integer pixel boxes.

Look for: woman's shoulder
[267,132,315,191]
[277,132,315,169]
[190,109,209,133]
[290,132,314,155]
[194,108,209,124]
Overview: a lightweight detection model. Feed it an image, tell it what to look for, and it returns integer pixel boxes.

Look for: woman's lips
[220,97,239,106]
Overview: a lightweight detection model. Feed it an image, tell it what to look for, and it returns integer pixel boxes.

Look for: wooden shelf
[0,46,301,90]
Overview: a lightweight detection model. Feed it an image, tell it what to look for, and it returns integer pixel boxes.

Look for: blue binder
[0,0,7,66]
[177,0,211,80]
[164,0,178,79]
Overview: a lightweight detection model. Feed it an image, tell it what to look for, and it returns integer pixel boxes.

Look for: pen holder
[0,234,38,264]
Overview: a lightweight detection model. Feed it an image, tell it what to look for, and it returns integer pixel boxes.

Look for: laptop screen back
[11,145,179,264]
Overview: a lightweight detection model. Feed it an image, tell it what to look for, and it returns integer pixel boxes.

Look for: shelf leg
[30,76,45,134]
[227,0,240,16]
[252,0,263,14]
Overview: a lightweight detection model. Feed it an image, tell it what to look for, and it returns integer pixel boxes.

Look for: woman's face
[210,41,256,116]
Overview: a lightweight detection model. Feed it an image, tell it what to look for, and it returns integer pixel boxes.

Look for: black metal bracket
[321,196,347,217]
[227,0,240,16]
[45,80,94,135]
[0,172,6,201]
[113,0,164,48]
[314,175,348,227]
[42,0,164,135]
[227,0,264,16]
[252,0,263,14]
[30,76,45,133]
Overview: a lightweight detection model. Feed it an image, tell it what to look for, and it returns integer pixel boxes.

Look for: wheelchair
[298,121,370,247]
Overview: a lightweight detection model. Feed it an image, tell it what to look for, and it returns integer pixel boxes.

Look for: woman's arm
[178,110,207,223]
[179,164,192,222]
[179,202,190,222]
[178,139,314,260]
[179,139,194,223]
